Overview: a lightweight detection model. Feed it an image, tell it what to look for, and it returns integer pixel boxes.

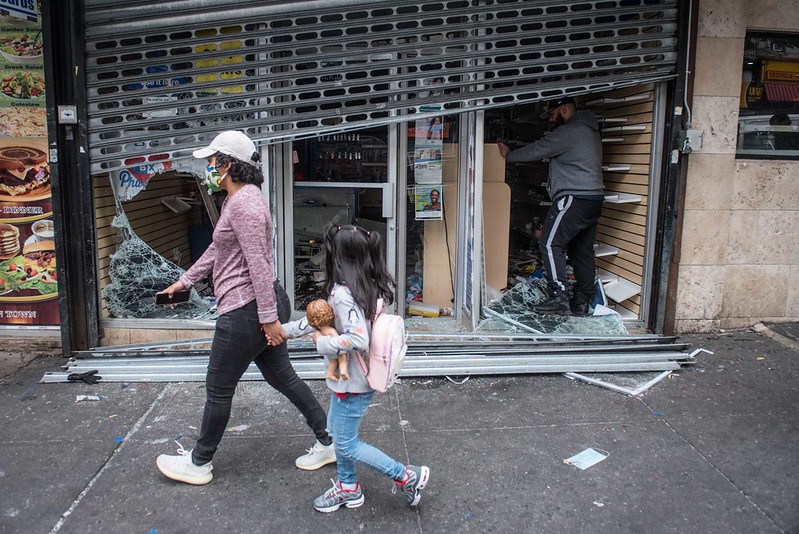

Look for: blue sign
[0,0,38,22]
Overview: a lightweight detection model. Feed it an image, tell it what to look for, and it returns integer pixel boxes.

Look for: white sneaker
[156,443,213,485]
[295,440,336,471]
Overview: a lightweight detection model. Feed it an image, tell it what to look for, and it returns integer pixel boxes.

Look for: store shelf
[612,305,638,320]
[600,124,647,133]
[593,243,619,257]
[604,193,642,204]
[597,268,641,303]
[602,164,631,172]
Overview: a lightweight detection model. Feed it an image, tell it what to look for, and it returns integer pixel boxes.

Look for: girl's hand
[312,325,338,343]
[262,321,287,346]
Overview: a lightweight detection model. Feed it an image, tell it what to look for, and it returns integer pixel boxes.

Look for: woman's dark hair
[322,224,395,320]
[214,152,263,187]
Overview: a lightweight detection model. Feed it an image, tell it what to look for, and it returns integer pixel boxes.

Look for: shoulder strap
[355,297,383,377]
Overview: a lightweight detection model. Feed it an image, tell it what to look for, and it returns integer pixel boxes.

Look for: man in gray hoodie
[497,97,603,315]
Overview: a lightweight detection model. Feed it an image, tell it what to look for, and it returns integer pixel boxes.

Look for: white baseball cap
[192,130,258,165]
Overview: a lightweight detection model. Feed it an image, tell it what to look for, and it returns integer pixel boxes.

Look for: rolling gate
[66,0,692,385]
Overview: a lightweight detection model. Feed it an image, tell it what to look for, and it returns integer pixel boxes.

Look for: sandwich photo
[22,239,55,274]
[0,145,49,197]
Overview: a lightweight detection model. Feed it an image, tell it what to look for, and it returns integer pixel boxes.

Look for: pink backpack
[356,298,408,392]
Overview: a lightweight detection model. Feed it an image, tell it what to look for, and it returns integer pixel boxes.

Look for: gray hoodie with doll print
[505,110,603,201]
[283,283,373,394]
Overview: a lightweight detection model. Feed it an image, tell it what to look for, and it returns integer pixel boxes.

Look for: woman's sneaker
[394,465,430,506]
[313,479,365,513]
[295,440,336,471]
[156,443,213,485]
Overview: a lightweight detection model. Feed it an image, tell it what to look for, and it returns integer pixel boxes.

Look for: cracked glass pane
[478,278,628,336]
[103,213,214,319]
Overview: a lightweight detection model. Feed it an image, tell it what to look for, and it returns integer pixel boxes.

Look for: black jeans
[538,195,604,300]
[193,300,330,465]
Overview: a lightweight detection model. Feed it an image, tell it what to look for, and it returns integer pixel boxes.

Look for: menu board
[0,4,58,326]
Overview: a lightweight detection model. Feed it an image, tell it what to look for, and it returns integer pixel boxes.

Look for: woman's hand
[163,280,186,297]
[262,320,287,346]
[157,280,187,308]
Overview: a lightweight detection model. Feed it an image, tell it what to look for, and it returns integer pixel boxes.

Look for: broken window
[479,278,629,336]
[103,213,214,319]
[101,162,217,320]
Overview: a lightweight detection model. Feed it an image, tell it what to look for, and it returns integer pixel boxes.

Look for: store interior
[95,84,657,324]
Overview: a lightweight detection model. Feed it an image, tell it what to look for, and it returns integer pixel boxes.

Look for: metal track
[44,347,695,383]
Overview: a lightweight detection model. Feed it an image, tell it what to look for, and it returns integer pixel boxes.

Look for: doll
[306,299,349,381]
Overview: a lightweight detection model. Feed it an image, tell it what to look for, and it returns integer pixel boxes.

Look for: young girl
[282,224,430,512]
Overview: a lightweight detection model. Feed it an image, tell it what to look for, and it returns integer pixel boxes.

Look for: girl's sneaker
[314,479,365,513]
[394,465,430,506]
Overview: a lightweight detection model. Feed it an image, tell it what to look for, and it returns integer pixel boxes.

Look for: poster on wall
[414,184,443,221]
[412,118,444,184]
[0,4,59,326]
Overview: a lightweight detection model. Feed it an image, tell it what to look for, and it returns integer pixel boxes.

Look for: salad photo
[1,70,45,100]
[0,34,43,58]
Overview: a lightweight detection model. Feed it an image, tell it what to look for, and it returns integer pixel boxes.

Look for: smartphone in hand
[155,289,191,305]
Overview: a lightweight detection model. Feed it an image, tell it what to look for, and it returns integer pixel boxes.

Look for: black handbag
[273,280,292,323]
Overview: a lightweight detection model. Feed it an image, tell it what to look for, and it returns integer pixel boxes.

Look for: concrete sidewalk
[0,328,797,534]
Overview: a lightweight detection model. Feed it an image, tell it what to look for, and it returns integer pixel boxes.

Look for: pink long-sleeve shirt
[180,184,279,323]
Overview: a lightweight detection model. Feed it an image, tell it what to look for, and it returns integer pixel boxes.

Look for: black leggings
[193,301,330,465]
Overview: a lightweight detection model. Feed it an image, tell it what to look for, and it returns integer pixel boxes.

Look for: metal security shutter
[83,0,679,173]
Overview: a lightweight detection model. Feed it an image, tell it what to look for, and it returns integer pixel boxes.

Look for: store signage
[113,161,174,201]
[0,0,37,22]
[741,81,765,108]
[763,60,799,82]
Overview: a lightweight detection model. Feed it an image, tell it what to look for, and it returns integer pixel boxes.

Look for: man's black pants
[538,195,604,301]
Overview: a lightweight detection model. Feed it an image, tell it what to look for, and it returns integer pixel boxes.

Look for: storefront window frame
[736,31,799,161]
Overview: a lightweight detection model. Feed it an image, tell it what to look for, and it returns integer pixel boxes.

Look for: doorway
[287,125,397,313]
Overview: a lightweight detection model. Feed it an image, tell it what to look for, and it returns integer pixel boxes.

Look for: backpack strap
[354,297,383,377]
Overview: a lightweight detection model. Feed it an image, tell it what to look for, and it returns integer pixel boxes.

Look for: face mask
[203,165,225,193]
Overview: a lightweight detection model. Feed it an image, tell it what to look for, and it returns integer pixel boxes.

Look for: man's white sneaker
[156,443,213,485]
[295,440,336,471]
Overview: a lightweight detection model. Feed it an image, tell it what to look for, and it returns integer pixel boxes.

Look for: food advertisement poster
[0,4,58,326]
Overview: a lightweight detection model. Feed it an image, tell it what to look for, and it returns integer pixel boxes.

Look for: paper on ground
[564,448,608,470]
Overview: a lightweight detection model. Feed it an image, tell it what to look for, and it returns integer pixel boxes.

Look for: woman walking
[156,131,334,485]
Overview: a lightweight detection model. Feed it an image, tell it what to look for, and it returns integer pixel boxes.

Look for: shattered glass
[103,213,214,319]
[478,278,628,336]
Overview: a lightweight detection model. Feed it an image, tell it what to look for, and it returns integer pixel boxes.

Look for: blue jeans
[328,391,406,484]
[192,301,331,465]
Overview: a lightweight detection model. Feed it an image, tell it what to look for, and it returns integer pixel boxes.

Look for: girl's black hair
[214,152,263,187]
[322,223,395,320]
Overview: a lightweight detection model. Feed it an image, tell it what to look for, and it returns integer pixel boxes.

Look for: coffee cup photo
[31,219,54,242]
